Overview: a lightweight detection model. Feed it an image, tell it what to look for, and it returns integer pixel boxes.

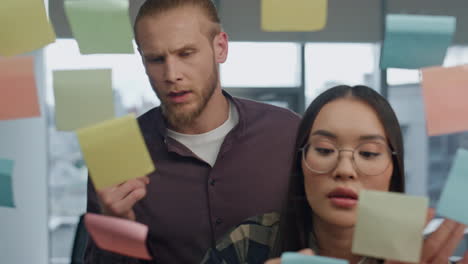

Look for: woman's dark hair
[271,85,405,256]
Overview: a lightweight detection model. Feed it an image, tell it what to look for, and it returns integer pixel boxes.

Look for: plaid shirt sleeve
[200,212,280,264]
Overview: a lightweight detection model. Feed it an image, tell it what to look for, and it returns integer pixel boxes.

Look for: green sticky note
[437,148,468,225]
[352,190,428,262]
[282,252,348,264]
[0,159,15,208]
[380,14,456,69]
[64,0,134,54]
[77,115,155,190]
[0,0,56,56]
[53,69,115,131]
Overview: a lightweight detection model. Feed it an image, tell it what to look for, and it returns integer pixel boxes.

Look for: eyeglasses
[300,141,397,176]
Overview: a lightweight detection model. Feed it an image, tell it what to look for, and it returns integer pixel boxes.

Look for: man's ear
[213,32,228,64]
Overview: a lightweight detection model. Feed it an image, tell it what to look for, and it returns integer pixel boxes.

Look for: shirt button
[215,218,223,225]
[209,179,216,186]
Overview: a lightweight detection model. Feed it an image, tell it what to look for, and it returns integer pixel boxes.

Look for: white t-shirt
[166,101,239,167]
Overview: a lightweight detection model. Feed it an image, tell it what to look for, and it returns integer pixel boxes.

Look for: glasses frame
[299,141,398,176]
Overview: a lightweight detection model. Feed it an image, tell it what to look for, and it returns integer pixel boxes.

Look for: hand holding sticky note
[352,190,428,262]
[281,252,348,264]
[0,158,15,208]
[261,0,327,32]
[77,114,155,190]
[437,148,468,225]
[380,14,456,69]
[85,213,152,260]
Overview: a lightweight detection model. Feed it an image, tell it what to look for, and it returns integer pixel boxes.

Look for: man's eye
[180,51,193,57]
[148,57,164,64]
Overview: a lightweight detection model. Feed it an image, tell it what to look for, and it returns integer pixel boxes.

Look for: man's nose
[164,57,182,83]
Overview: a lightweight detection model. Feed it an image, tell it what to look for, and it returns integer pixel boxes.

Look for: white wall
[0,51,49,263]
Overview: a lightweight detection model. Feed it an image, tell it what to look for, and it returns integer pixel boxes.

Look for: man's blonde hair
[134,0,221,45]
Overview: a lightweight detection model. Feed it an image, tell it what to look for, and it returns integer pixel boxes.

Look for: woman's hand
[386,208,467,264]
[264,248,315,264]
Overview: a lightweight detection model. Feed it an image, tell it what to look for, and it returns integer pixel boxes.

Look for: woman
[201,85,467,264]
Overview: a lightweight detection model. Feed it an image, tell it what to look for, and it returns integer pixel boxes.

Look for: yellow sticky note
[53,69,115,131]
[352,190,428,262]
[77,115,155,190]
[261,0,327,32]
[1,0,56,56]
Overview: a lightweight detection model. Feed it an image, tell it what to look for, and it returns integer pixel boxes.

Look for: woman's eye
[359,151,380,159]
[314,148,334,155]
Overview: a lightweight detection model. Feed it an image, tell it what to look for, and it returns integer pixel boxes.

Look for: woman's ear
[213,32,228,63]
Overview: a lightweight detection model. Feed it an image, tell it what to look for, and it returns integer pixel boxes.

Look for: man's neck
[313,216,363,264]
[170,88,230,135]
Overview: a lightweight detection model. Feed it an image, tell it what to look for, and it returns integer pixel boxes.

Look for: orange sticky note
[0,57,41,120]
[85,213,152,260]
[421,65,468,136]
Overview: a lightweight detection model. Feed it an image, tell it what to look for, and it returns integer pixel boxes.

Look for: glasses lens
[304,141,338,173]
[354,142,392,176]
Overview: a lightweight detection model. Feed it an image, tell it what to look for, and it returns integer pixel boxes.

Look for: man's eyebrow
[311,130,337,139]
[169,44,197,54]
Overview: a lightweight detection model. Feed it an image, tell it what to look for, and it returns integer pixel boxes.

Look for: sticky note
[421,65,468,136]
[85,213,152,260]
[0,0,56,56]
[352,190,428,262]
[261,0,327,32]
[64,0,134,54]
[281,252,348,264]
[437,148,468,225]
[0,56,41,121]
[380,14,456,69]
[77,114,155,190]
[0,159,15,208]
[53,69,115,131]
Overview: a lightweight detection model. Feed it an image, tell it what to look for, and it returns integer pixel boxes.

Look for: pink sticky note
[421,65,468,136]
[84,213,152,260]
[0,56,41,120]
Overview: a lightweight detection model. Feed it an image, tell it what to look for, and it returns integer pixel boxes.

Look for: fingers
[421,218,466,262]
[264,249,315,264]
[96,176,150,220]
[297,248,315,255]
[264,258,280,264]
[431,223,466,264]
[458,251,468,264]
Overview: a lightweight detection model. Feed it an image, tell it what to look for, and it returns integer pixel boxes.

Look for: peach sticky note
[352,190,428,262]
[85,213,152,260]
[261,0,327,32]
[0,56,41,120]
[421,65,468,136]
[53,69,115,131]
[1,0,56,56]
[77,114,155,190]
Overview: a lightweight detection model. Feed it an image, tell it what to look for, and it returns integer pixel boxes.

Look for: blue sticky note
[380,14,456,69]
[437,148,468,225]
[281,252,348,264]
[0,159,15,208]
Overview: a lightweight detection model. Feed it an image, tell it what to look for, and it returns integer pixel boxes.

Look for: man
[84,0,300,263]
